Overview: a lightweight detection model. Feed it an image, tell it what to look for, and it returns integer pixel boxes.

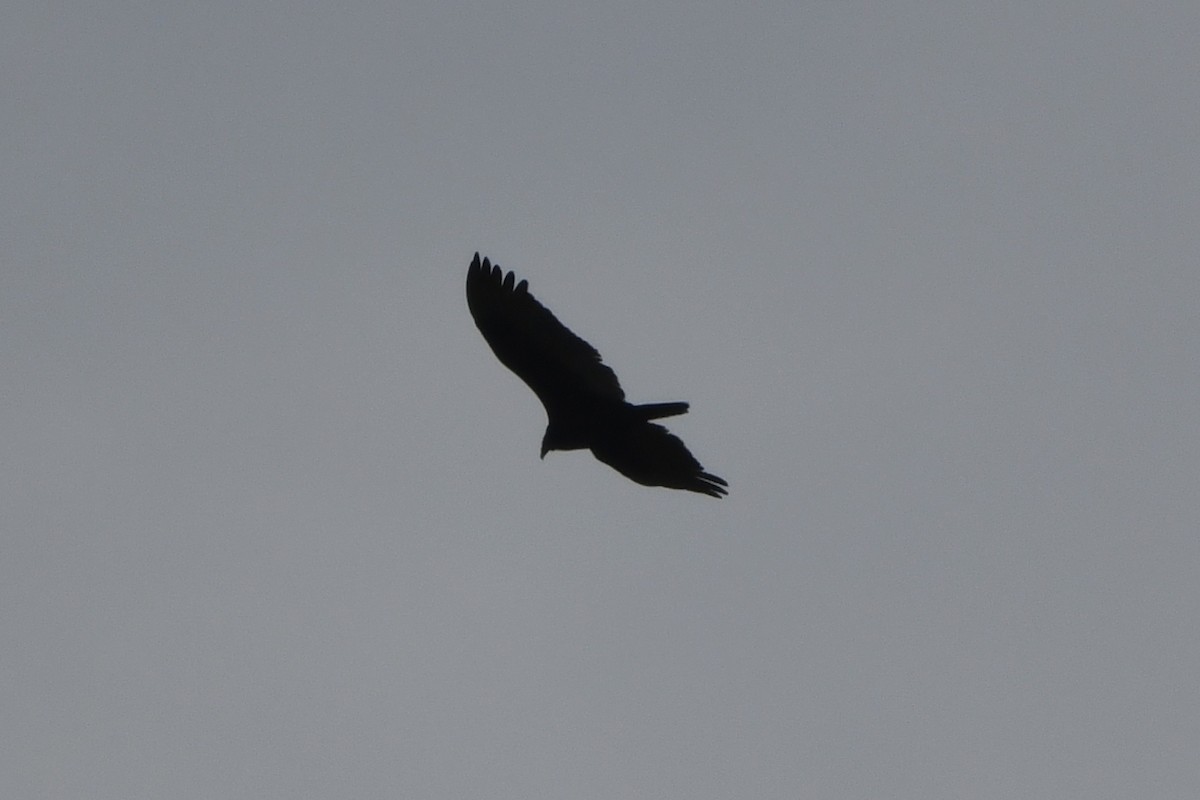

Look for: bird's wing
[590,422,728,498]
[466,253,625,412]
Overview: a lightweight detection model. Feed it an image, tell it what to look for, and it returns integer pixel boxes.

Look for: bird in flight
[466,253,727,498]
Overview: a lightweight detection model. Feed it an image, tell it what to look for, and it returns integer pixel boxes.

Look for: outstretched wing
[590,422,728,498]
[466,253,625,413]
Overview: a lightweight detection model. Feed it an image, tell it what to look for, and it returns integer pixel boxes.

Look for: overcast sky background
[3,2,1198,798]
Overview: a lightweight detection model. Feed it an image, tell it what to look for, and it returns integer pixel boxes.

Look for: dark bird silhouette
[466,253,727,498]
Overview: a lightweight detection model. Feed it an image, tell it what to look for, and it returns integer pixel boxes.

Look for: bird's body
[466,253,727,497]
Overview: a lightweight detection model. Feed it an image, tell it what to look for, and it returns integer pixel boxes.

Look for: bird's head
[540,424,566,459]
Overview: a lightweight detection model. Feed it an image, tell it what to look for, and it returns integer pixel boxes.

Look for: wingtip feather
[697,472,729,498]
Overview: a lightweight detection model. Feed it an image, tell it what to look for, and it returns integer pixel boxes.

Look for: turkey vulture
[466,253,727,498]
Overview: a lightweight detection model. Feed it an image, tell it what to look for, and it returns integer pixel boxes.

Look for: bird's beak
[539,445,548,460]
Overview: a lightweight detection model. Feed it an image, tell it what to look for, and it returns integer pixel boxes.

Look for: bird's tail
[635,402,690,420]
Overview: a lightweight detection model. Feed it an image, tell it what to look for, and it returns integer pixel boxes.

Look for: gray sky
[3,2,1198,797]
